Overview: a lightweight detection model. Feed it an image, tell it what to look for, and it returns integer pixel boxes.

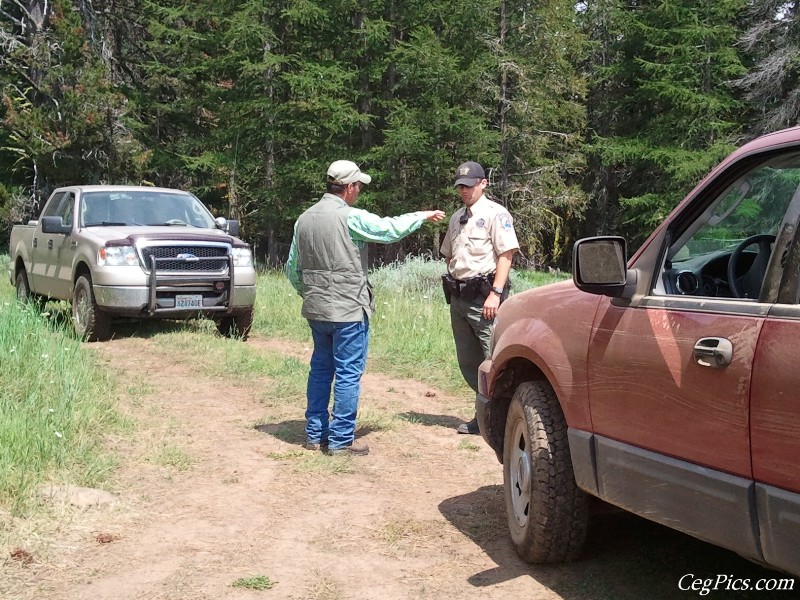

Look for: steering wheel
[727,234,776,299]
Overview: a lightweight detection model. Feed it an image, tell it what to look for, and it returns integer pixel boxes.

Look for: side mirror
[573,236,634,298]
[40,216,72,235]
[214,216,239,237]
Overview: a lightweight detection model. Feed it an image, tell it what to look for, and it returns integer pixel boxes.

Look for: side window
[58,192,75,227]
[41,192,66,218]
[658,155,800,300]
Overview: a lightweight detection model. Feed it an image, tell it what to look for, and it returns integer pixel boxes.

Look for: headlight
[98,246,138,266]
[232,247,253,267]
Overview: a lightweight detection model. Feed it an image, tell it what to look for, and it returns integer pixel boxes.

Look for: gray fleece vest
[296,194,373,322]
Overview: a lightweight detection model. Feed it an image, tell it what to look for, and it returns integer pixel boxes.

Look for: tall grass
[255,256,569,393]
[0,259,123,513]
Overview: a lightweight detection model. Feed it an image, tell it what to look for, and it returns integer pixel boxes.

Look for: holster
[442,274,459,304]
[443,273,508,304]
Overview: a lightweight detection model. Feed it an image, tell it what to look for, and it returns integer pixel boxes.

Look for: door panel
[751,312,800,492]
[587,298,761,477]
[30,192,72,296]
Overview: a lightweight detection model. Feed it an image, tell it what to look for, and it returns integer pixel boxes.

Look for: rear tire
[215,306,254,340]
[72,275,112,341]
[15,269,45,309]
[503,381,588,563]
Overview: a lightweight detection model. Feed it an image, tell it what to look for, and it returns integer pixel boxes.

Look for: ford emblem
[176,253,200,262]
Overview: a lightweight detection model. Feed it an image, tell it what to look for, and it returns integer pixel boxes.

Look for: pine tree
[486,0,588,266]
[584,0,747,245]
[1,0,146,199]
[735,1,800,135]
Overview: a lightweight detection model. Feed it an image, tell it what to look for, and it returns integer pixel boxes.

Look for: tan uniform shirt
[440,195,520,280]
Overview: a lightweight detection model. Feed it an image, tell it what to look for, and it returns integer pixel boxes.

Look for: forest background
[1,0,798,269]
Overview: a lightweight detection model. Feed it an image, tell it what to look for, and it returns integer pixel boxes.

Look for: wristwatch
[491,286,504,296]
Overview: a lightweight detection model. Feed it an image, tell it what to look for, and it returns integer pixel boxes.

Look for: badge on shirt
[500,214,512,231]
[476,218,486,228]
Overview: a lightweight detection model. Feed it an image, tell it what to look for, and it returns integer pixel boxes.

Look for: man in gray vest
[286,160,445,455]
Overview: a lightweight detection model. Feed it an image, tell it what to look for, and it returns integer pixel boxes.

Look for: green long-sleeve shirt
[285,194,428,295]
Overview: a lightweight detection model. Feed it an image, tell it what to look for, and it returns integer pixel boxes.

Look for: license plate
[175,294,203,309]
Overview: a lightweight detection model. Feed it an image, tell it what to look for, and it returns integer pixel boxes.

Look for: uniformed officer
[440,161,520,434]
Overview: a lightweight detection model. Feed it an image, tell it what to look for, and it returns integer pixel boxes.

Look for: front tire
[72,275,112,342]
[503,381,588,563]
[215,306,254,340]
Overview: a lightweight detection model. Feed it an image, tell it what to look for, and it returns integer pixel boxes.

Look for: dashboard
[663,250,757,298]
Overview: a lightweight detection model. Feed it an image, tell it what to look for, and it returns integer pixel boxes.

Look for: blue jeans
[306,319,369,450]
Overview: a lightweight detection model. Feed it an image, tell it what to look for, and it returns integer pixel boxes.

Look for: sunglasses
[459,207,472,225]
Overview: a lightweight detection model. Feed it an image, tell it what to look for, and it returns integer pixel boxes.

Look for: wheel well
[74,262,91,282]
[486,357,549,458]
[15,256,25,279]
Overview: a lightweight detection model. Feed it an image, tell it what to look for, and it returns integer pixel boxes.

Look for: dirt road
[2,331,792,599]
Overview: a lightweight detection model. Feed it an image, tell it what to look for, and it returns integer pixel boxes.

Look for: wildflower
[9,348,15,354]
[55,431,63,438]
[49,408,55,413]
[41,354,48,359]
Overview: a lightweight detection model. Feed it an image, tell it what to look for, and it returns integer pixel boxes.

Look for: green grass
[231,575,276,590]
[0,277,126,513]
[147,443,194,471]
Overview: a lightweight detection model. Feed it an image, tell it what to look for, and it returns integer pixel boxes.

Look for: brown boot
[327,439,370,456]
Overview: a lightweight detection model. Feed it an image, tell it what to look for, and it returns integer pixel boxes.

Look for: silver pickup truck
[8,185,257,341]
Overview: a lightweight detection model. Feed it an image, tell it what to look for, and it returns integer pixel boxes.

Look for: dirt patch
[1,332,792,599]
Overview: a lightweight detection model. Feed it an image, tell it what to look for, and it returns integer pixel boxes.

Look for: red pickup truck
[477,126,800,578]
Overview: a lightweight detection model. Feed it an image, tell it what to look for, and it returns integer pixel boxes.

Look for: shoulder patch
[499,214,513,231]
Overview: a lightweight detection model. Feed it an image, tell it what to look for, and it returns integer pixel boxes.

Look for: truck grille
[140,245,229,272]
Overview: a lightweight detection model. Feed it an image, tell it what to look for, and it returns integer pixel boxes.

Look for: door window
[41,192,66,218]
[58,193,75,227]
[656,154,800,299]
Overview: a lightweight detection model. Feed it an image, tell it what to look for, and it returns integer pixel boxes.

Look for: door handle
[70,240,78,249]
[33,238,38,248]
[693,337,733,368]
[47,239,53,250]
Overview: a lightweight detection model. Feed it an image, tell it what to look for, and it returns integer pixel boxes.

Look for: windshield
[81,191,216,228]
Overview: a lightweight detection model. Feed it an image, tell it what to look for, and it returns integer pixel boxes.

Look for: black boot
[457,416,479,435]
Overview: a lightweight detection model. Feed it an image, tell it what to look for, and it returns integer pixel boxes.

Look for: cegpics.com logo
[679,574,795,596]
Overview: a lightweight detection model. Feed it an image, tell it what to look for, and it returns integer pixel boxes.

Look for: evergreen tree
[736,1,800,135]
[485,0,587,266]
[584,0,747,245]
[1,0,146,209]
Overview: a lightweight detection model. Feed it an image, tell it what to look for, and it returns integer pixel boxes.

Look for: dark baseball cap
[454,161,485,187]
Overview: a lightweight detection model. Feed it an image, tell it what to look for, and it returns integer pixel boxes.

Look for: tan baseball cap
[327,160,372,185]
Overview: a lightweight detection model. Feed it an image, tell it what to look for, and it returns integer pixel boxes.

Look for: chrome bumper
[94,284,256,314]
